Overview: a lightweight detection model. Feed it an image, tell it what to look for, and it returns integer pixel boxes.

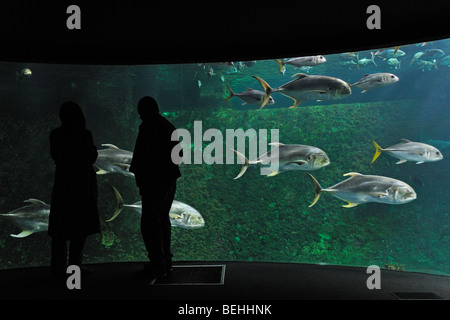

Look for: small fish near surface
[232,142,330,179]
[356,52,377,68]
[106,186,205,229]
[438,55,450,67]
[225,85,275,106]
[94,144,134,177]
[387,58,401,69]
[412,59,438,71]
[351,73,399,93]
[275,55,326,73]
[0,199,49,238]
[16,68,32,82]
[374,48,405,60]
[419,49,445,61]
[371,139,443,164]
[253,73,351,109]
[306,172,417,208]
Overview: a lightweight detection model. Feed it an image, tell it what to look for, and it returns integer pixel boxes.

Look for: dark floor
[0,261,448,300]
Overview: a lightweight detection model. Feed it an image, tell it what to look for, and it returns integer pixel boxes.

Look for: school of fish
[1,43,447,242]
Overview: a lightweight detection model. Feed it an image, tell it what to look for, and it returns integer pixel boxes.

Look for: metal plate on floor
[154,265,226,285]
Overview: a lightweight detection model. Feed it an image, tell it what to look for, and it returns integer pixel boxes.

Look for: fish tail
[252,75,273,110]
[275,59,285,73]
[225,85,234,102]
[106,185,125,222]
[231,149,250,179]
[371,139,384,163]
[370,52,377,66]
[306,173,323,208]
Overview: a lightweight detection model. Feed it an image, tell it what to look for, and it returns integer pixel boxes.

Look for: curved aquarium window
[0,39,448,276]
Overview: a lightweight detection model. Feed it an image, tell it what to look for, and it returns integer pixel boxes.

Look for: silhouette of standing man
[49,101,100,276]
[130,96,181,283]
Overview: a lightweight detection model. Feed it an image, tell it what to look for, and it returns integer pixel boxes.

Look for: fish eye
[436,151,440,155]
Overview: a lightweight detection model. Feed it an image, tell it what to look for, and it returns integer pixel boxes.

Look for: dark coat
[48,126,100,239]
[129,113,181,193]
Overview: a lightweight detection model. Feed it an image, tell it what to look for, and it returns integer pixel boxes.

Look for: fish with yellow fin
[306,172,416,208]
[371,139,443,164]
[253,74,351,109]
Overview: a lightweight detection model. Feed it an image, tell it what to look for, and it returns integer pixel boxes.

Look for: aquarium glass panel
[0,39,448,276]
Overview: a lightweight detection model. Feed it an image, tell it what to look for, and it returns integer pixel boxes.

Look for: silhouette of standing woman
[49,101,100,276]
[130,96,182,283]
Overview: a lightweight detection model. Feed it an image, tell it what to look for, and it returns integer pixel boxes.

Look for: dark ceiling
[0,1,449,64]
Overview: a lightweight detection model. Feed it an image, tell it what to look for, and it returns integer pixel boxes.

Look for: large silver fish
[374,48,405,59]
[106,186,205,229]
[275,56,326,73]
[0,199,49,238]
[351,73,399,93]
[94,144,134,177]
[306,172,417,208]
[253,74,351,109]
[225,85,275,106]
[371,139,443,164]
[232,142,330,179]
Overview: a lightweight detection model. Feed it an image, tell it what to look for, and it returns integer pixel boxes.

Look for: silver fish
[356,52,377,68]
[225,85,275,106]
[16,68,32,82]
[94,144,134,177]
[106,186,205,229]
[253,73,351,109]
[374,48,405,59]
[275,56,326,73]
[371,139,443,164]
[351,73,399,93]
[232,142,330,179]
[387,58,401,69]
[438,55,450,67]
[306,172,417,208]
[412,59,438,71]
[0,199,49,238]
[419,49,445,61]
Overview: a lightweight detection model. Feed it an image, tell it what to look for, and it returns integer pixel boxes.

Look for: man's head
[138,96,159,119]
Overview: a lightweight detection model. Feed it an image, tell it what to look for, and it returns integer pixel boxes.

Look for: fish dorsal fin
[400,138,412,143]
[101,144,119,149]
[291,73,308,79]
[269,142,285,147]
[24,199,46,205]
[343,172,362,177]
